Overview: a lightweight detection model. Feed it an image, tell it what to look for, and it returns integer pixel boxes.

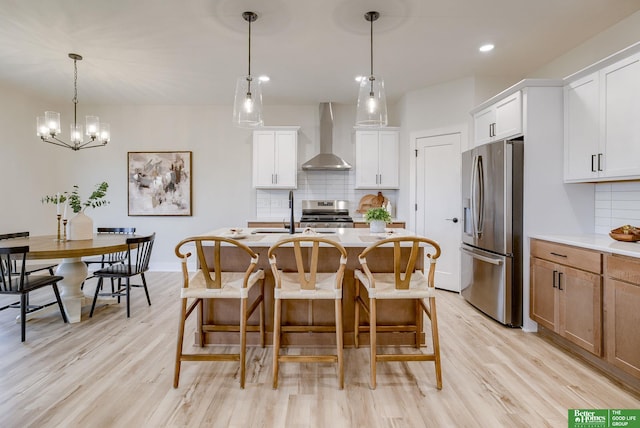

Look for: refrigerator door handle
[470,154,484,239]
[460,247,503,265]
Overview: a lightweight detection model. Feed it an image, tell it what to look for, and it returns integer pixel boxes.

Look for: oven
[299,200,354,228]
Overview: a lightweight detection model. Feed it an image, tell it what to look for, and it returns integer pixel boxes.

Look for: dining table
[0,233,131,323]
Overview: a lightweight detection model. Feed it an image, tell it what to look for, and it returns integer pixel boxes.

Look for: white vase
[68,211,94,240]
[369,220,386,233]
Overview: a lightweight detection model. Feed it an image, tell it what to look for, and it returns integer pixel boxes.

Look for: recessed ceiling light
[258,75,270,82]
[479,44,494,53]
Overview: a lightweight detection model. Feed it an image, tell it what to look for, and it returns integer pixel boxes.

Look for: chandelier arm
[41,137,75,150]
[76,141,108,150]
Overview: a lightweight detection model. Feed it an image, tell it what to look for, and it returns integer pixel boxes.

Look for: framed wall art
[128,151,192,216]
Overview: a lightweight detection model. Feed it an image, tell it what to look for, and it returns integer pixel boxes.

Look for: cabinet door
[601,52,640,180]
[253,131,277,188]
[530,258,558,331]
[355,131,382,188]
[377,131,399,188]
[273,131,297,188]
[564,73,600,181]
[605,278,640,378]
[473,106,495,147]
[559,265,602,356]
[494,91,522,140]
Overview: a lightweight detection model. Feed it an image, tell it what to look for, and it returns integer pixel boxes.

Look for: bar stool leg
[335,298,344,390]
[174,298,187,388]
[272,297,282,389]
[240,298,247,389]
[370,296,377,389]
[354,278,360,348]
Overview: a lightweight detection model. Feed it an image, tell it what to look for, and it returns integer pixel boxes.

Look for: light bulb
[244,94,254,113]
[367,95,377,114]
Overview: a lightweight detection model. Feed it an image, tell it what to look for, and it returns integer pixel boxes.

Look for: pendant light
[36,53,111,150]
[233,11,264,127]
[355,11,388,127]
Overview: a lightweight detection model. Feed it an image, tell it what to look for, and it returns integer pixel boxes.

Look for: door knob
[446,217,459,223]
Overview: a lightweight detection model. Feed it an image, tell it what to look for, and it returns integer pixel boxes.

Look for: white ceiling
[1,0,639,106]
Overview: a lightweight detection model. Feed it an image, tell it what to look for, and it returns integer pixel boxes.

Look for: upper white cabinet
[252,127,299,189]
[472,91,522,146]
[564,49,640,182]
[355,128,399,189]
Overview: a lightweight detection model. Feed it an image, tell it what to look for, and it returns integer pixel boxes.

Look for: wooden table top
[0,234,130,259]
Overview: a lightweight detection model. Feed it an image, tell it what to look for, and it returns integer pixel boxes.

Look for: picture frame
[127,151,192,216]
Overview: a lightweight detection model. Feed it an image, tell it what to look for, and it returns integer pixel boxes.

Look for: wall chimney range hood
[302,103,352,170]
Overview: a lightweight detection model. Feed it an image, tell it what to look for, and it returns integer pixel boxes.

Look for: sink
[252,228,337,234]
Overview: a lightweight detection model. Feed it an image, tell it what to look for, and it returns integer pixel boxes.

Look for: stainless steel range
[299,200,354,228]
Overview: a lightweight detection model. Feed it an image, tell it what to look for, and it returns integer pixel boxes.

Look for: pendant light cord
[73,58,78,127]
[370,16,374,77]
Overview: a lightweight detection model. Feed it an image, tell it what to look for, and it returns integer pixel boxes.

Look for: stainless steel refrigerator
[460,139,523,327]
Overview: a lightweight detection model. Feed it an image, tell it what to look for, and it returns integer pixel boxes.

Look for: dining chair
[82,227,136,291]
[0,245,68,342]
[268,236,348,389]
[0,232,57,276]
[173,236,265,389]
[354,236,442,390]
[89,233,155,318]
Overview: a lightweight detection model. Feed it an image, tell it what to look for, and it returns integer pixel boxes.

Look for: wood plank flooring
[1,271,638,427]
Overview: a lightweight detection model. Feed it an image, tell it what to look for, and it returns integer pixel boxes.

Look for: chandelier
[232,11,264,127]
[355,11,388,127]
[36,53,110,151]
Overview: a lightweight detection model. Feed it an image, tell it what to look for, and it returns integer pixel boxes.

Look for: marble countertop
[530,234,640,258]
[202,227,417,248]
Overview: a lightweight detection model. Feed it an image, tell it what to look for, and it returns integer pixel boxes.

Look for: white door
[416,131,462,292]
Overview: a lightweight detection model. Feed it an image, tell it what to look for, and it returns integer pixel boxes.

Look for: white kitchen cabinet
[252,127,299,189]
[564,73,600,181]
[564,51,640,182]
[472,91,522,146]
[355,128,399,189]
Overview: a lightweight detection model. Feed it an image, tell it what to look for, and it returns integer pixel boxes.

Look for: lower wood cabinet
[353,221,406,229]
[530,240,603,356]
[605,254,640,378]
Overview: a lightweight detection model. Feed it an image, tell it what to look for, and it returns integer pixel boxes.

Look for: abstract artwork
[128,151,192,216]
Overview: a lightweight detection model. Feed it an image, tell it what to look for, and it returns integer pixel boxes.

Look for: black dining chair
[0,245,68,342]
[82,227,136,291]
[89,233,155,318]
[0,232,58,276]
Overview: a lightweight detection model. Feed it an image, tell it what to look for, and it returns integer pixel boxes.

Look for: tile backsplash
[594,181,640,234]
[256,170,398,221]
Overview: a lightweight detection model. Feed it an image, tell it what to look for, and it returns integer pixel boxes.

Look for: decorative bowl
[610,225,640,242]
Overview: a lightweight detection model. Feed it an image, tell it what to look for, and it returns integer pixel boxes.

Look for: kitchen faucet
[289,190,295,234]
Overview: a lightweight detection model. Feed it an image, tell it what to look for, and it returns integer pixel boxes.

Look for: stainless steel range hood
[302,103,352,170]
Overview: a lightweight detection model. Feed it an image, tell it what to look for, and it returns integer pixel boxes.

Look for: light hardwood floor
[1,271,638,427]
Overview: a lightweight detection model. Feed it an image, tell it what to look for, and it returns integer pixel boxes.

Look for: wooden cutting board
[356,192,388,213]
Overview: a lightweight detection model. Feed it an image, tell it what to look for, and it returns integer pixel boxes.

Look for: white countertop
[530,234,640,258]
[202,227,418,248]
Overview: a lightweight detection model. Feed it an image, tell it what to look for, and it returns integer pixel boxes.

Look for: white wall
[396,77,476,226]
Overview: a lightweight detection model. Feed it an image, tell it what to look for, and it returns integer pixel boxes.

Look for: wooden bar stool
[268,236,347,389]
[354,236,442,389]
[173,236,265,389]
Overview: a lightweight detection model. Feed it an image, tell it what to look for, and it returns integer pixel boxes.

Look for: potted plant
[42,182,109,240]
[364,207,392,233]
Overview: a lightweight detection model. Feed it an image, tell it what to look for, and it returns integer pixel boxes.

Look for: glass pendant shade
[356,75,388,126]
[99,123,111,144]
[85,116,100,137]
[233,75,263,127]
[70,123,84,143]
[45,111,61,135]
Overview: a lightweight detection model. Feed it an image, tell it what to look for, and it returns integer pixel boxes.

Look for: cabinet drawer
[607,254,640,284]
[531,239,602,274]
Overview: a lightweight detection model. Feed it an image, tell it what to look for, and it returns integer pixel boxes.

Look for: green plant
[364,207,391,223]
[42,182,109,214]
